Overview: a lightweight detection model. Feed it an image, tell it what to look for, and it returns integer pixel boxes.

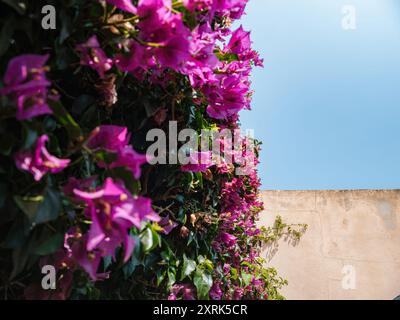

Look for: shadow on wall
[261,215,307,263]
[259,190,400,300]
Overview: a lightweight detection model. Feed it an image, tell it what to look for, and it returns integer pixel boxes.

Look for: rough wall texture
[259,190,400,300]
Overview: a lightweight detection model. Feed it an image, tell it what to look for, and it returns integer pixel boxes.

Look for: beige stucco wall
[259,190,400,300]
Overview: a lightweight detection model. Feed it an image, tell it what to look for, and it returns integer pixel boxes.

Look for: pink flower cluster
[0,54,54,120]
[30,131,156,284]
[200,26,263,120]
[106,0,248,20]
[13,126,156,283]
[2,0,266,300]
[106,0,137,14]
[14,135,70,182]
[61,177,159,280]
[168,283,196,300]
[0,54,70,181]
[86,125,148,179]
[115,0,192,73]
[0,55,157,282]
[76,36,113,79]
[56,125,158,281]
[181,151,213,173]
[210,137,266,300]
[76,0,261,120]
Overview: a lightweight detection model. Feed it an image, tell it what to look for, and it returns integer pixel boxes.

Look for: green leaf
[0,17,16,57]
[34,188,61,224]
[193,269,213,300]
[140,227,154,252]
[94,150,117,164]
[142,226,161,253]
[3,217,29,249]
[177,207,186,224]
[103,256,113,270]
[110,167,141,194]
[14,195,42,221]
[22,126,38,149]
[215,50,239,63]
[10,245,30,280]
[241,272,252,286]
[9,229,37,279]
[180,255,196,281]
[199,258,214,272]
[197,255,205,264]
[231,268,239,281]
[167,268,176,289]
[156,269,166,286]
[14,188,61,224]
[123,238,141,278]
[34,233,64,256]
[175,195,185,203]
[151,227,161,249]
[194,172,203,188]
[49,100,82,140]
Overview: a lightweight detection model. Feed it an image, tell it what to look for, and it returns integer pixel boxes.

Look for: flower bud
[190,214,197,226]
[180,226,189,238]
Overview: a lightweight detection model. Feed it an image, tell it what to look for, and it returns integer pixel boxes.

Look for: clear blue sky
[239,0,400,190]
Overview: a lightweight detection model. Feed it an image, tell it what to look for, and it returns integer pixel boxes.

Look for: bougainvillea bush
[0,0,293,300]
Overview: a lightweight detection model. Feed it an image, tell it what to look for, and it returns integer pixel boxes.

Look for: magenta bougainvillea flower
[111,0,260,124]
[76,36,113,78]
[36,228,110,283]
[115,40,150,73]
[65,230,110,281]
[225,25,263,65]
[212,0,248,19]
[108,146,148,179]
[218,232,237,248]
[62,176,98,199]
[105,0,137,14]
[87,125,131,152]
[206,74,249,119]
[116,0,192,72]
[0,54,53,120]
[181,151,213,173]
[158,215,178,235]
[87,125,148,178]
[71,237,104,281]
[225,26,252,55]
[183,0,247,19]
[155,35,191,70]
[189,23,219,69]
[209,280,223,300]
[183,0,213,12]
[136,0,172,35]
[73,178,159,262]
[168,284,196,300]
[14,135,70,181]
